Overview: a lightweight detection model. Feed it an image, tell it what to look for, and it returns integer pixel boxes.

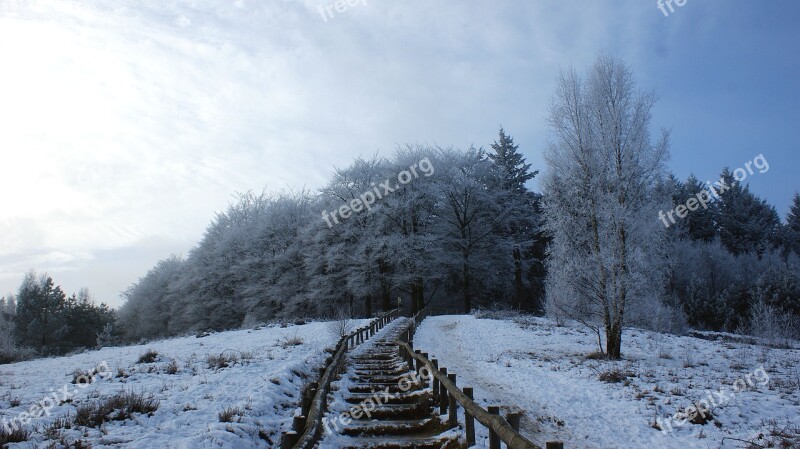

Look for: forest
[2,55,799,361]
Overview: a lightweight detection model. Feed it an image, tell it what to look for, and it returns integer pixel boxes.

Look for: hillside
[0,320,366,448]
[416,314,800,449]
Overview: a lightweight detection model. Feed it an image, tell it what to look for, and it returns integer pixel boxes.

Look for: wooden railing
[280,308,401,449]
[399,313,565,449]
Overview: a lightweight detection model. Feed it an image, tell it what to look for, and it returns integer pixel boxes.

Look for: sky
[1,0,798,308]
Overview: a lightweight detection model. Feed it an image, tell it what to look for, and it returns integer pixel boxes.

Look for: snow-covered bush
[747,294,799,346]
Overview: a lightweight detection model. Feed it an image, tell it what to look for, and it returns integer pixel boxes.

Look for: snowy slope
[0,320,366,448]
[416,315,800,449]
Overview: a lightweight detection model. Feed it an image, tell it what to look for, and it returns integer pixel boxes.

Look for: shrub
[747,296,800,346]
[326,308,355,339]
[598,368,633,383]
[280,334,304,348]
[165,360,178,375]
[585,351,606,360]
[207,351,239,369]
[218,406,244,423]
[0,424,30,445]
[473,308,522,321]
[137,349,159,364]
[74,391,159,427]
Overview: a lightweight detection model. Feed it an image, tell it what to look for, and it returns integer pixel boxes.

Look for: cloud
[0,0,797,305]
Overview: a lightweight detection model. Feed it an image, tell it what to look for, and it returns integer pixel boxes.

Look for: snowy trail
[416,315,800,449]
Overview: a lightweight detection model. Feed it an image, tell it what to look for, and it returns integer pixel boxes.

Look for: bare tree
[543,52,670,359]
[326,307,355,340]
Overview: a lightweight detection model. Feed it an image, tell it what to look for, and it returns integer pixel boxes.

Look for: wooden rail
[399,314,565,449]
[280,309,401,449]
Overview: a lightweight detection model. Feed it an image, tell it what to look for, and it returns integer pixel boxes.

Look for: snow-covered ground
[416,315,800,449]
[1,320,366,448]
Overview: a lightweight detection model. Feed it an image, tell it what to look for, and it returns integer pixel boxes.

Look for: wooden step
[334,434,463,449]
[341,417,438,436]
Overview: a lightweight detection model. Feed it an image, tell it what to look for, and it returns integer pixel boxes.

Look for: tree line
[117,140,545,342]
[1,272,115,362]
[3,53,798,361]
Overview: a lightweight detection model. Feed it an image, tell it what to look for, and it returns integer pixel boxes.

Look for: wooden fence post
[301,382,318,417]
[280,431,298,449]
[414,350,422,374]
[488,406,501,449]
[431,359,439,397]
[447,373,458,428]
[439,367,449,414]
[420,353,429,383]
[463,387,475,447]
[507,412,521,432]
[292,415,305,432]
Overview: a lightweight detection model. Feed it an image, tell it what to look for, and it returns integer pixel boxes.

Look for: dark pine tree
[487,127,545,313]
[682,175,718,242]
[488,127,538,193]
[786,192,800,256]
[715,169,782,255]
[14,272,66,352]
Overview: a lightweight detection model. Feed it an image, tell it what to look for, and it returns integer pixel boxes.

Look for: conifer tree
[488,127,538,193]
[786,192,800,255]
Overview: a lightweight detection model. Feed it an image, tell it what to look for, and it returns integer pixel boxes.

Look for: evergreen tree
[786,192,800,255]
[14,271,66,352]
[488,127,538,193]
[61,288,112,350]
[487,128,545,312]
[0,295,20,363]
[682,175,718,242]
[715,169,782,255]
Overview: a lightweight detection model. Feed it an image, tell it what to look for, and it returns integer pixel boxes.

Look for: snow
[0,320,367,448]
[415,315,800,449]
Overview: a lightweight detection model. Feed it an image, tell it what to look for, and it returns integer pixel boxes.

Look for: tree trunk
[463,265,472,314]
[364,294,372,317]
[513,246,523,310]
[378,259,391,311]
[463,259,471,314]
[411,278,424,314]
[606,322,622,359]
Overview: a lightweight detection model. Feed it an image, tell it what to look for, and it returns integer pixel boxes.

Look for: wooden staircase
[318,321,463,449]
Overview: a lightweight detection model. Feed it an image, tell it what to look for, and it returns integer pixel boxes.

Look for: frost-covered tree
[316,156,392,316]
[786,192,800,256]
[0,295,19,362]
[379,146,444,314]
[434,147,515,312]
[119,255,186,340]
[543,52,670,359]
